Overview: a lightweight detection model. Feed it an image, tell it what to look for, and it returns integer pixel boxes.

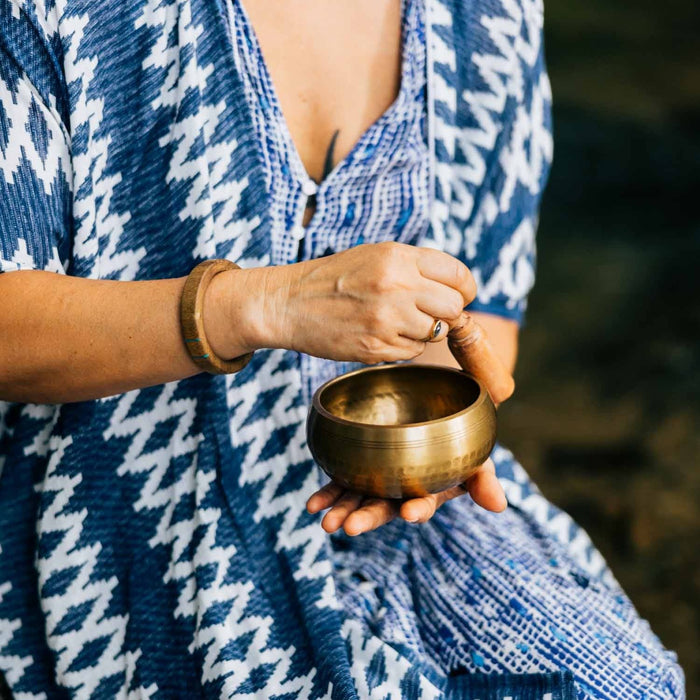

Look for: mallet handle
[447,311,515,405]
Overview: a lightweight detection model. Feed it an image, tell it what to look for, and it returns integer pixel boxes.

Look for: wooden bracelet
[180,259,254,375]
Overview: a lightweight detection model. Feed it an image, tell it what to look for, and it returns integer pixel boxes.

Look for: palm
[306,458,506,536]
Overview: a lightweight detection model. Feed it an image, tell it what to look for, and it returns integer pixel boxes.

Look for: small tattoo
[322,130,340,180]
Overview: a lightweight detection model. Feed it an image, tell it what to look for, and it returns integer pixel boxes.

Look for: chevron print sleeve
[0,2,72,274]
[426,0,554,325]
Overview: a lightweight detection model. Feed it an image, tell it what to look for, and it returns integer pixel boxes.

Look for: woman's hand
[208,245,511,535]
[211,242,477,363]
[306,458,507,536]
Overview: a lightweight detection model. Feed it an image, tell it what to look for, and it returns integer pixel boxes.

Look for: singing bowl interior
[318,364,481,426]
[307,364,496,499]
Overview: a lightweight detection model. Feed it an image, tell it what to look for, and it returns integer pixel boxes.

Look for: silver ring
[421,318,442,343]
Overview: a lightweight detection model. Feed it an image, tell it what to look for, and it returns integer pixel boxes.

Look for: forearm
[0,270,256,404]
[0,246,508,405]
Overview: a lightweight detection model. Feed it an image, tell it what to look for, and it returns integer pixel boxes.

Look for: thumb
[466,459,507,512]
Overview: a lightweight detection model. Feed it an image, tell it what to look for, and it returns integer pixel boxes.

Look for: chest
[52,0,497,279]
[237,0,403,182]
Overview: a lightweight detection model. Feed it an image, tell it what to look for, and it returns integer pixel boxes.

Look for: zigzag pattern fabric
[0,0,684,698]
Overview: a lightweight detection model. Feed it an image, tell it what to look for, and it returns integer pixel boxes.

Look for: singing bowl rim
[310,363,489,431]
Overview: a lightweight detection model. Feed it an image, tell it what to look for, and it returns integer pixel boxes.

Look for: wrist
[253,264,297,350]
[202,268,257,359]
[202,265,291,357]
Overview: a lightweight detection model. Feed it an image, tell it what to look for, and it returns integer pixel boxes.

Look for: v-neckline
[233,0,414,194]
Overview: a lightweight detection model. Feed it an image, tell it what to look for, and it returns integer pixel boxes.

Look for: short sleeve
[430,0,554,325]
[0,1,72,274]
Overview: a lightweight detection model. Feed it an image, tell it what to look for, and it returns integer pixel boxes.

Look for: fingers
[381,335,428,362]
[414,280,466,324]
[309,462,506,537]
[398,308,449,344]
[320,491,364,533]
[307,481,344,514]
[399,460,507,524]
[399,492,442,524]
[431,460,508,514]
[343,498,401,536]
[415,248,477,305]
[465,459,507,512]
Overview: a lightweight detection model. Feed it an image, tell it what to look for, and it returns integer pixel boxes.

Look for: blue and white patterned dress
[0,0,684,698]
[230,0,433,404]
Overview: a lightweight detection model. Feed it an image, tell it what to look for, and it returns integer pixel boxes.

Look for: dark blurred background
[499,0,699,693]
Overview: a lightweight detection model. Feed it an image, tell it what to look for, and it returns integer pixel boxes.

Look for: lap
[330,447,684,699]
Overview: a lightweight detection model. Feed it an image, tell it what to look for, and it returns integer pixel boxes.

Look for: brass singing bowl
[307,364,497,499]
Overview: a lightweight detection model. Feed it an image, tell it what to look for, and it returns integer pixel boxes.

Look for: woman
[0,0,684,697]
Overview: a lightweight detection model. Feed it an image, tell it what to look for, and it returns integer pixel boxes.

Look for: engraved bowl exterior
[307,364,497,499]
